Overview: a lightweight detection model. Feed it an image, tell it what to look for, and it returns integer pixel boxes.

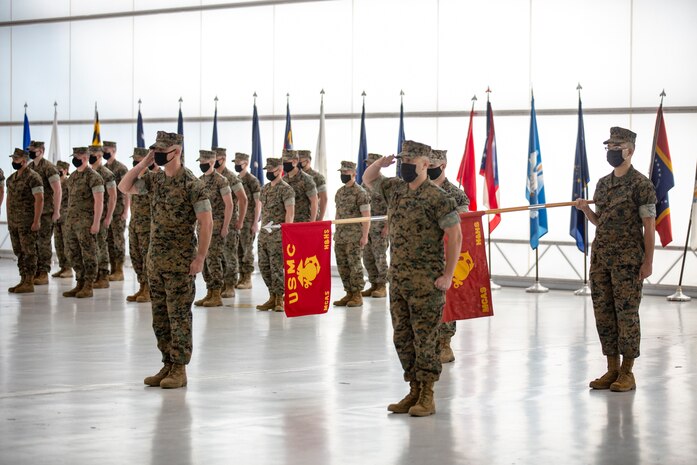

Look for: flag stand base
[525,281,549,293]
[667,286,692,302]
[490,279,501,291]
[574,284,591,296]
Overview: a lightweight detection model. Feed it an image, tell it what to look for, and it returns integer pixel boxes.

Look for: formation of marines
[3,125,655,413]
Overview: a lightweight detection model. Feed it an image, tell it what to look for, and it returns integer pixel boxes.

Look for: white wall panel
[135,0,199,11]
[0,28,10,121]
[70,0,134,17]
[9,0,69,21]
[0,0,10,22]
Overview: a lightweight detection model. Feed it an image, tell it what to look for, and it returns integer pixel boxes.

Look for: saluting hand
[379,155,397,168]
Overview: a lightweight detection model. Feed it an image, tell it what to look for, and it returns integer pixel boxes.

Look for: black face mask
[200,163,211,173]
[148,164,156,171]
[283,162,294,173]
[132,160,139,167]
[266,171,278,182]
[12,161,23,170]
[606,149,624,168]
[214,160,222,169]
[89,155,98,165]
[400,163,418,183]
[234,164,243,173]
[104,152,112,160]
[154,150,175,166]
[427,166,442,180]
[72,157,83,168]
[340,174,352,184]
[28,151,37,160]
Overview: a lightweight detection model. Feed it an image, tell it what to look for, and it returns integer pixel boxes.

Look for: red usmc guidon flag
[282,221,332,317]
[443,212,494,321]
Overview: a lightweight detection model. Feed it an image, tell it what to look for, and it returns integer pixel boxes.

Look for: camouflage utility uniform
[53,166,71,270]
[199,168,232,293]
[218,166,245,290]
[7,162,44,283]
[29,156,60,275]
[135,166,210,366]
[106,155,129,271]
[334,181,370,293]
[258,177,295,297]
[94,164,116,279]
[590,165,656,359]
[284,169,317,223]
[238,170,261,278]
[129,166,153,288]
[361,167,389,288]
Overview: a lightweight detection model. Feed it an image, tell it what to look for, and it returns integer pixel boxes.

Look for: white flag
[690,176,697,250]
[48,104,61,163]
[315,94,327,178]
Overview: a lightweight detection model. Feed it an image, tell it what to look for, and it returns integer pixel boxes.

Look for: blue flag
[284,101,293,151]
[212,106,219,149]
[356,100,368,184]
[23,109,31,150]
[396,99,406,177]
[136,108,145,148]
[252,102,264,186]
[569,96,590,252]
[526,95,548,250]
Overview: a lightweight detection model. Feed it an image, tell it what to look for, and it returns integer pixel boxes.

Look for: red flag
[282,221,332,317]
[457,105,478,211]
[443,212,494,321]
[479,100,501,232]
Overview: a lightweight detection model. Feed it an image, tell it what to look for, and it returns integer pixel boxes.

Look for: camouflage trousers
[390,282,445,383]
[128,226,150,284]
[148,267,195,365]
[9,226,38,279]
[53,222,70,269]
[96,225,110,275]
[439,321,456,340]
[203,231,226,291]
[590,262,642,359]
[258,232,284,295]
[237,222,256,275]
[65,223,98,282]
[107,216,127,264]
[362,224,388,284]
[335,241,365,292]
[36,213,54,274]
[223,228,240,288]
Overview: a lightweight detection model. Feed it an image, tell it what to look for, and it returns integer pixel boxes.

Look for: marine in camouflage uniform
[195,150,233,308]
[577,127,657,393]
[360,153,389,298]
[103,141,130,281]
[63,147,105,299]
[282,150,318,223]
[126,148,157,303]
[0,168,4,215]
[51,160,73,278]
[233,152,261,289]
[332,160,370,308]
[90,145,117,289]
[120,131,212,389]
[214,148,248,298]
[429,149,470,364]
[257,157,295,312]
[364,140,462,417]
[298,150,327,221]
[27,141,62,285]
[6,148,44,294]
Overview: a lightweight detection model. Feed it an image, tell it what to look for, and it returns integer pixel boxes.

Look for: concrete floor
[0,259,696,465]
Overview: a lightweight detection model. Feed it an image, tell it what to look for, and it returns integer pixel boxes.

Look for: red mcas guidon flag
[443,212,494,321]
[282,221,332,317]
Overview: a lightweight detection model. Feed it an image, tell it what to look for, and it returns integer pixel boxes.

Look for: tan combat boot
[203,289,224,307]
[361,283,376,297]
[58,268,74,278]
[51,269,63,278]
[408,381,436,417]
[387,381,421,414]
[273,294,285,312]
[160,363,187,389]
[333,292,351,307]
[126,283,145,302]
[371,283,387,298]
[63,280,84,297]
[194,289,212,307]
[236,274,252,289]
[136,283,151,303]
[144,362,173,387]
[256,294,276,311]
[346,292,363,308]
[33,271,49,285]
[76,281,94,298]
[8,276,25,293]
[108,261,124,281]
[610,357,636,392]
[440,337,455,364]
[589,355,620,390]
[93,272,110,289]
[221,283,236,298]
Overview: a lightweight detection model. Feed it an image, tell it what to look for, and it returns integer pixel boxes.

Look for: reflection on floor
[0,259,696,465]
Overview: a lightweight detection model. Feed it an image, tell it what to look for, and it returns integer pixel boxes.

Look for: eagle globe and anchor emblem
[296,256,321,288]
[452,251,475,288]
